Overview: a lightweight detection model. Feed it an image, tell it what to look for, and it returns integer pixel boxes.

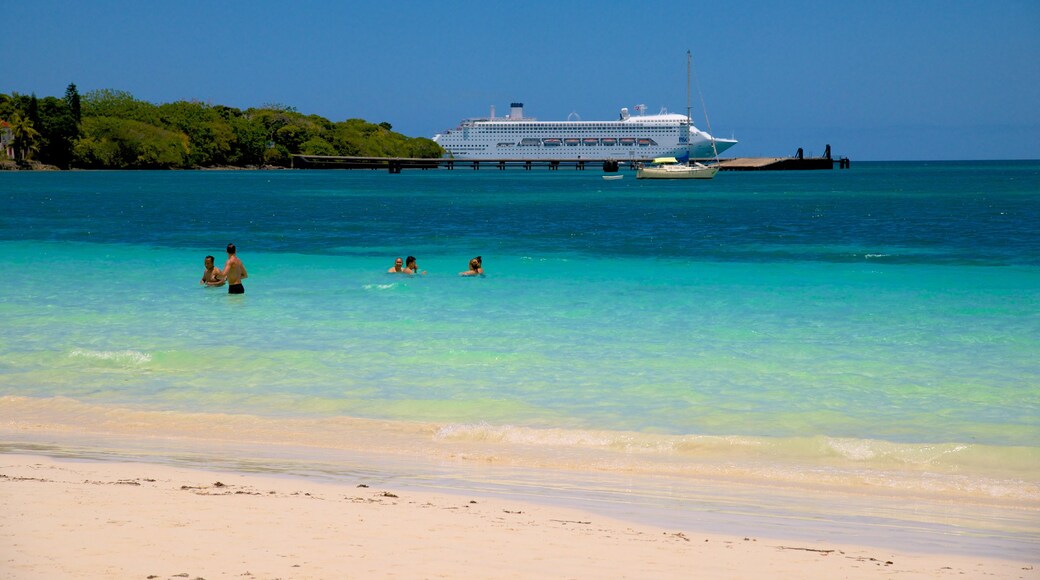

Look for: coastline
[0,160,282,171]
[3,453,1036,580]
[3,396,1039,575]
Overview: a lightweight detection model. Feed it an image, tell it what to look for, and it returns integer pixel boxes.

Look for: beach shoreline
[3,395,1039,564]
[2,453,1036,579]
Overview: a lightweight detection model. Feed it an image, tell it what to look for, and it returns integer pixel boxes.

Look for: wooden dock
[717,156,848,171]
[291,149,849,173]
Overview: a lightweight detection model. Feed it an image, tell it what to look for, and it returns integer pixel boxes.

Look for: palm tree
[9,111,40,161]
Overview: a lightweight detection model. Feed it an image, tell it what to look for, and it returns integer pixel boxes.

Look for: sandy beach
[1,453,1035,579]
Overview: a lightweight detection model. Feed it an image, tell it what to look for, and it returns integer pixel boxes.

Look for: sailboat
[637,51,720,180]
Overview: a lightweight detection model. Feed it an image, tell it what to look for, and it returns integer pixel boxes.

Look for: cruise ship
[432,103,736,160]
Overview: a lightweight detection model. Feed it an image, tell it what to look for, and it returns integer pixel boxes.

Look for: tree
[8,111,40,161]
[299,137,336,156]
[36,97,78,168]
[65,83,81,124]
[158,101,235,166]
[74,117,188,168]
[227,115,267,166]
[28,94,40,126]
[0,93,15,120]
[82,89,161,125]
[6,85,442,168]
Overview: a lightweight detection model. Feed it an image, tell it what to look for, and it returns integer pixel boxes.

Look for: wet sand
[2,454,1036,579]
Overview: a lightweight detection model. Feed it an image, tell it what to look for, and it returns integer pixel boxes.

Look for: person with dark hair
[404,256,426,275]
[459,256,484,277]
[223,243,248,294]
[200,255,225,287]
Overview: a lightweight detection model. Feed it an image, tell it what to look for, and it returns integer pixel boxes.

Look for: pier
[291,145,849,173]
[716,145,850,171]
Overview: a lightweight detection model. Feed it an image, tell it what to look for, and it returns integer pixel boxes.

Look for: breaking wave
[68,348,152,366]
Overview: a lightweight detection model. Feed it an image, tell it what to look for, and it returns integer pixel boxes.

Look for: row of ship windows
[475,123,680,128]
[447,139,662,147]
[475,129,676,133]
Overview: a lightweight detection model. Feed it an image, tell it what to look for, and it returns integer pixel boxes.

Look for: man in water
[404,256,426,275]
[223,243,248,294]
[200,255,225,287]
[388,257,406,273]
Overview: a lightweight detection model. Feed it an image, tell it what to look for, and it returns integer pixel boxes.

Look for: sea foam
[69,348,152,366]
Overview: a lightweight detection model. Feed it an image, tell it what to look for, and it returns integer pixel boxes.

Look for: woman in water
[459,256,483,276]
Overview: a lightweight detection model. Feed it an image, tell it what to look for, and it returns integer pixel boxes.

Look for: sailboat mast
[690,50,721,163]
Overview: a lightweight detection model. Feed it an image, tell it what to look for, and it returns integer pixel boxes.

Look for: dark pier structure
[292,145,849,173]
[716,145,850,171]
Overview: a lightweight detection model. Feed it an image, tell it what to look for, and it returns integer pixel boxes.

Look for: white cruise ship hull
[433,103,736,161]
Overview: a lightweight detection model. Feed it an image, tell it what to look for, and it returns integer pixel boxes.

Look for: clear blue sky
[7,0,1039,160]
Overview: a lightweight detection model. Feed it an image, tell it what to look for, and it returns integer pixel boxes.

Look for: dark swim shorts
[228,283,244,294]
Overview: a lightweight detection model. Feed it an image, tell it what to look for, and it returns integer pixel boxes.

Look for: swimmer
[200,255,225,287]
[404,256,426,275]
[388,257,405,273]
[459,256,484,276]
[223,243,248,294]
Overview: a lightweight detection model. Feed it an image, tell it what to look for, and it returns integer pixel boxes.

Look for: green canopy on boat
[652,157,679,164]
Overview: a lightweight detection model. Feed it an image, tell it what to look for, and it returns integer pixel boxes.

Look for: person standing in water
[200,255,225,287]
[404,256,426,275]
[223,243,248,294]
[388,257,405,273]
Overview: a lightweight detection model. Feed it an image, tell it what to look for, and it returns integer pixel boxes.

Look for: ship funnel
[620,107,630,120]
[510,102,524,120]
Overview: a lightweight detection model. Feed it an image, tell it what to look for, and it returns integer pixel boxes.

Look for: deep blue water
[3,161,1037,265]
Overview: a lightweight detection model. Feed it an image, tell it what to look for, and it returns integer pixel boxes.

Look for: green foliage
[35,97,78,168]
[0,94,16,121]
[226,114,267,166]
[7,111,40,161]
[82,89,161,125]
[3,87,443,168]
[65,83,81,124]
[74,116,188,168]
[300,137,337,156]
[158,101,236,166]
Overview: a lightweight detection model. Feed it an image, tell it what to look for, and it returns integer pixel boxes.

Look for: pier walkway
[291,150,849,173]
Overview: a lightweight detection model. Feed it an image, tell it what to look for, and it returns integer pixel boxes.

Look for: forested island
[0,84,443,170]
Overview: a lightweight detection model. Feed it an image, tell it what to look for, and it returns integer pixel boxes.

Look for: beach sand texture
[3,454,1036,580]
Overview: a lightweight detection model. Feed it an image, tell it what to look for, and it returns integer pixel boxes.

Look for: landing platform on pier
[717,157,847,170]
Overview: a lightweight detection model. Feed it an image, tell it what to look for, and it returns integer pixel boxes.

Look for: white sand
[2,454,1035,579]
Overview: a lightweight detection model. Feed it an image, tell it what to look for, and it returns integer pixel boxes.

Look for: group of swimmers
[199,243,248,294]
[388,255,484,277]
[202,246,484,294]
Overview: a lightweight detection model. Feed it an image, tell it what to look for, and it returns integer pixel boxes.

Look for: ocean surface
[2,162,1039,556]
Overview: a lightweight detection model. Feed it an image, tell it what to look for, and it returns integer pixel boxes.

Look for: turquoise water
[1,163,1039,505]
